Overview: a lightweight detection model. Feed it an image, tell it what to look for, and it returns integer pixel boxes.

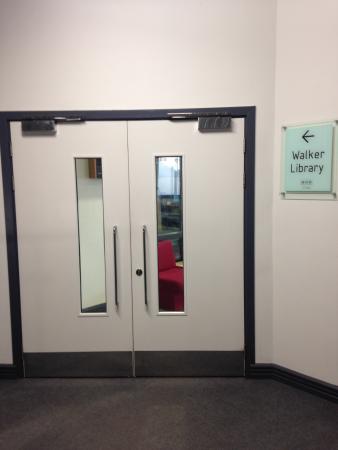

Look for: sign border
[280,120,337,200]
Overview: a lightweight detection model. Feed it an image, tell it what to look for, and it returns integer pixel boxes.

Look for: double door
[11,118,244,377]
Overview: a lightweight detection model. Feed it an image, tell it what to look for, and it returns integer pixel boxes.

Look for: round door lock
[136,269,143,276]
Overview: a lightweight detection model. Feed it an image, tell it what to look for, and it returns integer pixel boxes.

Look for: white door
[12,117,245,377]
[128,119,245,375]
[11,121,133,376]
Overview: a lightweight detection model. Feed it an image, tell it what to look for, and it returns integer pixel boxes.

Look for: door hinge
[243,172,246,189]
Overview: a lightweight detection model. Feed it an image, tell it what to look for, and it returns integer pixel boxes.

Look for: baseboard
[248,363,338,403]
[2,360,336,404]
[0,364,17,379]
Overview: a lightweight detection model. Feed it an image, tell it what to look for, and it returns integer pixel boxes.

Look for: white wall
[273,0,338,385]
[0,158,13,364]
[0,0,277,363]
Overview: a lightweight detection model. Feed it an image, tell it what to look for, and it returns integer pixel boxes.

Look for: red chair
[157,240,184,311]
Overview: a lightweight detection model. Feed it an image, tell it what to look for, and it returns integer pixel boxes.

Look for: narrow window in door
[155,156,184,312]
[75,158,107,313]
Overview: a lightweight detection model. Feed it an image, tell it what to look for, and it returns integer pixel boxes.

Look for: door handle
[113,226,118,307]
[142,225,148,306]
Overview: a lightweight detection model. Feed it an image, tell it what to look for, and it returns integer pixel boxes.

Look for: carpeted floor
[0,378,337,450]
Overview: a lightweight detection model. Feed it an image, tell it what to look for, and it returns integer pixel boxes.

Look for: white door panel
[128,119,244,351]
[12,117,245,374]
[11,121,132,353]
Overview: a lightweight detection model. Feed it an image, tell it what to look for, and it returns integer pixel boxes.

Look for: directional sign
[283,122,335,193]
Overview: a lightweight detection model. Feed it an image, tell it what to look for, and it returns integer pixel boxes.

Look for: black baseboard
[0,364,17,379]
[248,363,338,403]
[2,357,336,404]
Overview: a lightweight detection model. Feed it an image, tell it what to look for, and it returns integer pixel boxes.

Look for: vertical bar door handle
[113,226,118,307]
[142,225,148,306]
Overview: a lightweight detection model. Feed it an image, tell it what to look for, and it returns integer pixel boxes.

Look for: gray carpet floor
[0,378,337,450]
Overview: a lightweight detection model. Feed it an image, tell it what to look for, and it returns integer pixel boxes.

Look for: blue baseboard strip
[248,363,338,403]
[1,360,337,403]
[0,364,17,379]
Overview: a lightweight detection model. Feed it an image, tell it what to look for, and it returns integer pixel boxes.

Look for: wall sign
[283,122,335,193]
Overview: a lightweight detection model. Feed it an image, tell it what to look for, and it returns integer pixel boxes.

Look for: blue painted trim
[0,107,256,377]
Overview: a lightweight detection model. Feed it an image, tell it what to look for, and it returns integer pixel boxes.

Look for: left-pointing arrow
[302,129,315,143]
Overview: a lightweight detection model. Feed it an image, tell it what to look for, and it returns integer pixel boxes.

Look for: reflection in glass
[75,158,107,313]
[156,156,184,312]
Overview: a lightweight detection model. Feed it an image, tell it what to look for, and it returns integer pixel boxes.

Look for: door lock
[136,269,143,276]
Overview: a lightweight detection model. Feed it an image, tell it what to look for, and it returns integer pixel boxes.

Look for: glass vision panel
[75,158,107,313]
[156,156,184,312]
